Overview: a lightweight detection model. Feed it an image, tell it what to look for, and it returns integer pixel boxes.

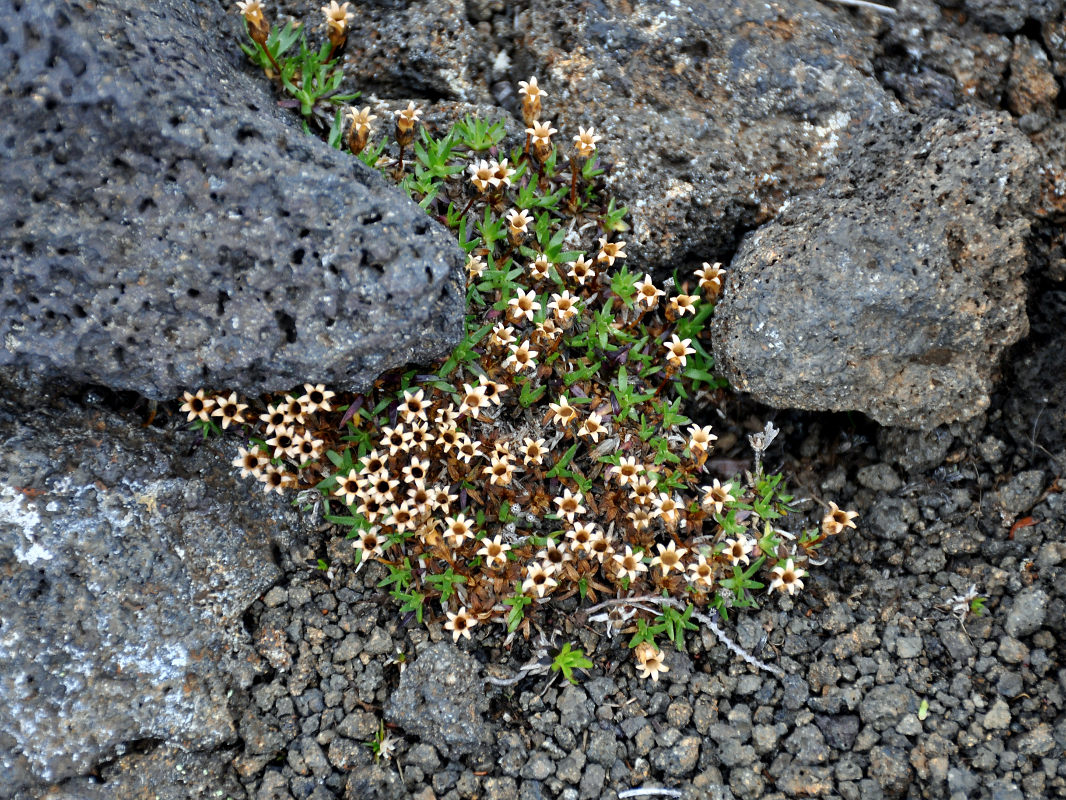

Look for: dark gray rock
[869,745,914,796]
[962,0,1061,33]
[0,0,464,400]
[712,109,1036,429]
[859,684,918,731]
[513,0,897,268]
[384,642,493,758]
[344,763,406,800]
[1004,587,1049,638]
[0,386,296,796]
[40,745,247,800]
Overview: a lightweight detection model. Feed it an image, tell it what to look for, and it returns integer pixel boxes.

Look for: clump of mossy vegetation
[191,1,860,682]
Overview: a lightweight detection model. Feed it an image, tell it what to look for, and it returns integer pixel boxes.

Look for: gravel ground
[227,286,1066,799]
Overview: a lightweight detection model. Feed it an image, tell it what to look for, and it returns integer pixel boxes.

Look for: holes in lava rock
[274,310,297,343]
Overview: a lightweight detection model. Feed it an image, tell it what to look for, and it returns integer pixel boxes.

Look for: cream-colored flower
[587,530,615,563]
[407,484,433,515]
[490,322,517,350]
[526,120,557,149]
[493,158,516,187]
[507,287,541,323]
[468,159,500,193]
[652,493,681,526]
[553,489,586,523]
[298,383,336,413]
[548,290,579,325]
[722,534,753,566]
[505,208,534,240]
[573,126,602,158]
[629,476,656,506]
[634,273,664,308]
[578,411,607,443]
[211,392,248,429]
[566,522,596,553]
[408,421,432,451]
[548,395,578,427]
[477,535,511,569]
[398,388,428,423]
[518,76,546,102]
[533,317,561,346]
[437,427,461,454]
[634,642,669,682]
[236,0,265,26]
[477,374,508,407]
[528,255,552,282]
[180,389,214,422]
[345,106,377,134]
[609,456,642,487]
[612,545,648,583]
[430,485,458,515]
[233,445,268,479]
[534,540,571,573]
[567,254,596,285]
[401,456,430,486]
[687,553,715,589]
[266,425,295,459]
[381,423,413,456]
[522,437,547,465]
[283,394,306,424]
[367,473,399,505]
[359,449,387,475]
[627,508,653,531]
[259,464,293,495]
[701,479,736,515]
[694,261,725,293]
[483,455,516,486]
[321,0,353,32]
[596,237,627,266]
[664,334,696,368]
[443,513,476,547]
[651,540,687,576]
[769,558,806,595]
[385,502,416,532]
[459,383,490,415]
[502,340,539,373]
[686,424,718,454]
[445,606,478,641]
[522,562,558,597]
[356,527,385,558]
[394,101,423,132]
[291,431,324,462]
[454,438,482,464]
[669,293,699,317]
[259,402,288,434]
[356,495,384,523]
[466,253,487,278]
[822,502,859,537]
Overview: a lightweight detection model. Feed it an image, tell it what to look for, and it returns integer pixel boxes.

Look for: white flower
[768,558,806,595]
[477,535,511,568]
[445,607,478,641]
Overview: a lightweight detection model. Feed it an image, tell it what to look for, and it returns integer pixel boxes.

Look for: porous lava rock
[512,0,898,268]
[0,377,296,797]
[385,641,494,759]
[712,108,1037,429]
[0,0,464,401]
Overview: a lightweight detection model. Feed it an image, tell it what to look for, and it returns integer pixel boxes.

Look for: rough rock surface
[384,642,494,759]
[712,108,1036,429]
[0,377,297,798]
[0,0,464,401]
[276,0,492,105]
[511,0,899,267]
